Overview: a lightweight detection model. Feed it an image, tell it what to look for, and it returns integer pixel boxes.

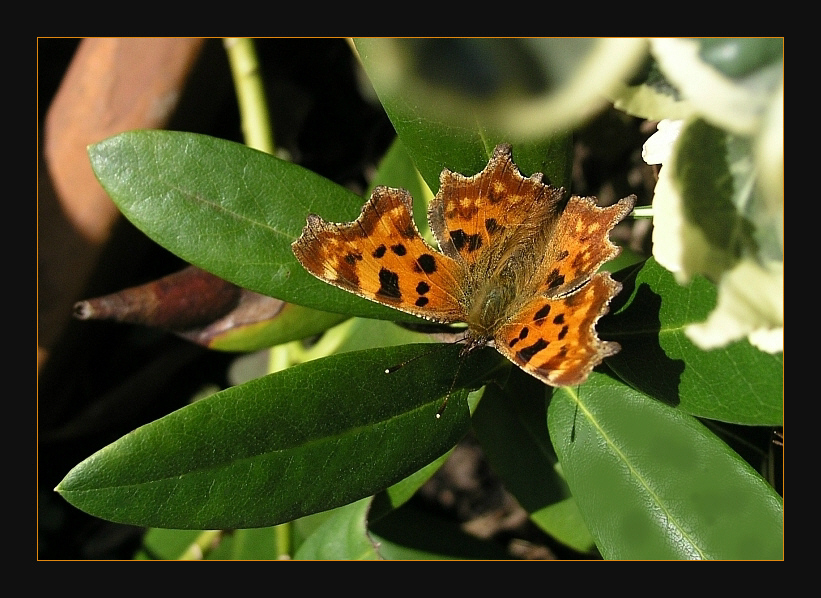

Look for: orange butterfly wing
[494,273,623,386]
[292,186,465,323]
[293,144,635,389]
[429,144,565,268]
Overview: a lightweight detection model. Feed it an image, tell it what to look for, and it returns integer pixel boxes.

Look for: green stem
[631,205,654,219]
[178,530,223,560]
[275,522,292,559]
[224,38,275,154]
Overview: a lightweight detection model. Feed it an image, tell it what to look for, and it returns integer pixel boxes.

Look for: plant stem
[224,38,275,154]
[275,522,292,559]
[178,530,222,560]
[631,205,654,219]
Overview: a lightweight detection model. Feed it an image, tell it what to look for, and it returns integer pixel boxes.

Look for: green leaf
[601,258,782,425]
[294,498,381,560]
[697,38,783,80]
[232,527,280,560]
[355,39,574,194]
[370,388,485,520]
[548,373,783,560]
[208,303,348,352]
[472,371,595,553]
[354,38,646,148]
[56,343,500,529]
[369,502,513,560]
[370,447,453,521]
[88,130,418,323]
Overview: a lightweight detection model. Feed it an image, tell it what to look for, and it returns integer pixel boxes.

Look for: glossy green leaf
[370,445,454,522]
[548,373,783,560]
[473,372,595,553]
[370,388,485,521]
[56,344,500,529]
[602,258,782,424]
[88,130,418,323]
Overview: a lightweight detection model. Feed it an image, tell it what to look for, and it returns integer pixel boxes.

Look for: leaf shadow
[600,266,685,407]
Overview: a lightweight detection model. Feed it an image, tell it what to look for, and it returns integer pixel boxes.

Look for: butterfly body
[292,144,635,387]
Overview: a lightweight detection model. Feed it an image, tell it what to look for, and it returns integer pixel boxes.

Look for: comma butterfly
[292,144,635,387]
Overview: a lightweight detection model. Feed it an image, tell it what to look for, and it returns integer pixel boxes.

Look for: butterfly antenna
[384,333,470,419]
[384,344,442,374]
[384,331,468,374]
[435,353,466,419]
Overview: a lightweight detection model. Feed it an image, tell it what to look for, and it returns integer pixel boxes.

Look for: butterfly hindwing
[494,272,623,386]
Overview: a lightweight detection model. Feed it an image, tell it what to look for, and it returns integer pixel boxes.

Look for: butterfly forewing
[429,144,565,268]
[292,186,465,323]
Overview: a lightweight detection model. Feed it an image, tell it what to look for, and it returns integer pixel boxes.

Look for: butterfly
[292,143,634,387]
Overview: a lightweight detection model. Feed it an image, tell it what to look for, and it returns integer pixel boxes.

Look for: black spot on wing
[416,254,437,274]
[533,304,551,322]
[516,338,549,364]
[545,269,565,293]
[450,229,483,253]
[377,268,401,300]
[508,326,529,348]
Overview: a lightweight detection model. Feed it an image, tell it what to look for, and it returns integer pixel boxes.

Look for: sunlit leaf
[602,259,782,424]
[548,373,783,560]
